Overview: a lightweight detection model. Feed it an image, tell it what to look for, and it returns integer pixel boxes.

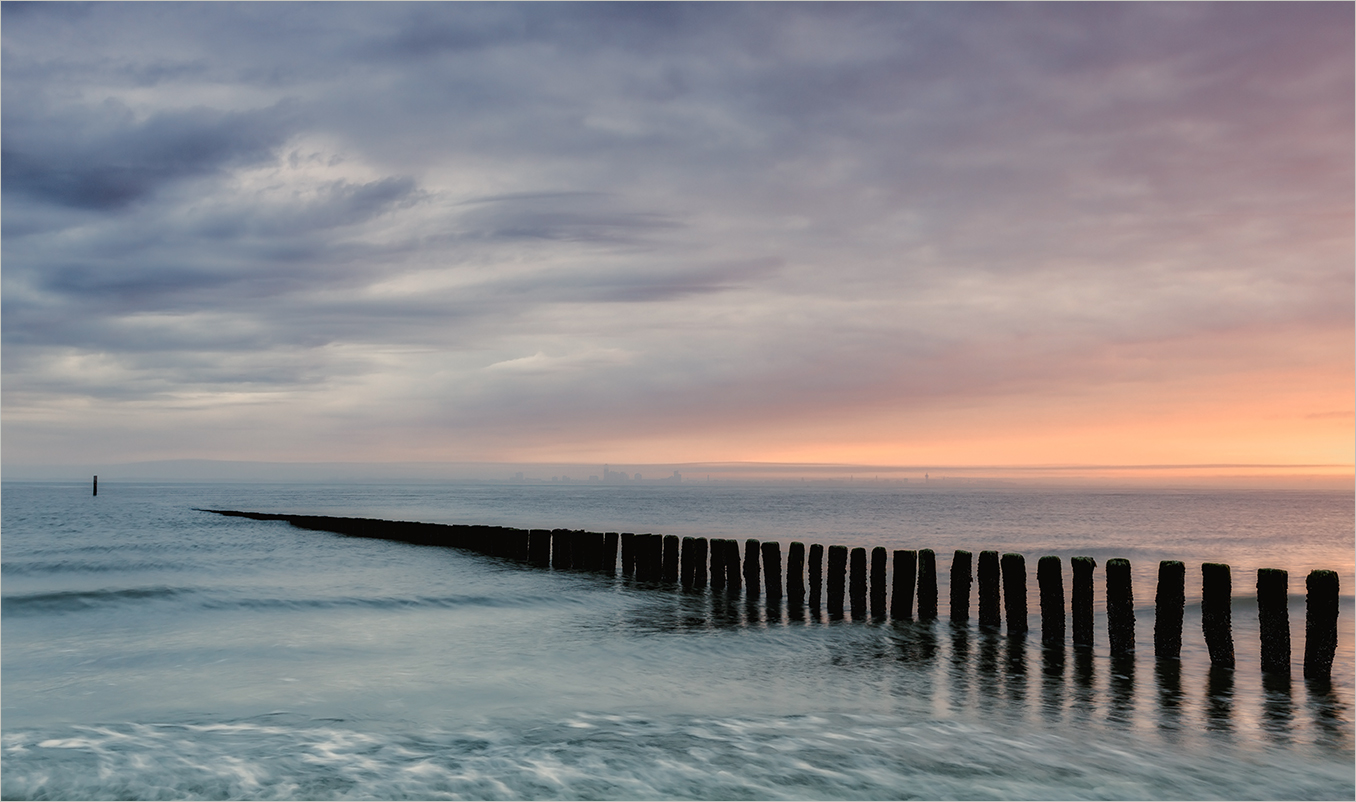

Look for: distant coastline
[3,459,1351,490]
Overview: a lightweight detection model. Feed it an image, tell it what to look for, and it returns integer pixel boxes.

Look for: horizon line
[5,458,1352,472]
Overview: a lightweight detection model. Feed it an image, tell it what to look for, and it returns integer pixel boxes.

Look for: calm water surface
[3,482,1352,800]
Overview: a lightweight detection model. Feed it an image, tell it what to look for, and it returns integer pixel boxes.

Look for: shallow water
[3,482,1352,800]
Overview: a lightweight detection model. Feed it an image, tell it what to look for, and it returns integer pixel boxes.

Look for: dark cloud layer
[2,2,1350,465]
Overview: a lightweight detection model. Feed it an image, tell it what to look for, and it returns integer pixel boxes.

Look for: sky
[3,2,1352,476]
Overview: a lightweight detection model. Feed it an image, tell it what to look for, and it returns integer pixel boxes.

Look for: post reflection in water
[1205,666,1234,734]
[1005,633,1028,715]
[1155,659,1183,740]
[680,587,710,630]
[893,621,939,712]
[710,588,738,629]
[976,628,1003,709]
[1071,647,1096,726]
[1108,655,1135,727]
[746,595,767,627]
[949,623,973,715]
[1041,643,1065,724]
[765,596,785,627]
[1305,678,1351,749]
[616,580,1344,754]
[1260,672,1294,745]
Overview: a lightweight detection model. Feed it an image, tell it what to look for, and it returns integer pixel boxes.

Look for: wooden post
[787,542,806,606]
[649,535,665,580]
[918,549,938,620]
[1304,569,1339,679]
[870,547,887,618]
[529,529,551,566]
[892,550,917,619]
[662,535,680,582]
[551,529,572,569]
[1001,553,1026,634]
[604,533,619,575]
[1071,556,1096,648]
[566,531,582,567]
[680,537,696,587]
[632,534,648,580]
[709,539,727,591]
[762,541,783,603]
[809,544,824,609]
[1202,563,1235,669]
[732,540,743,597]
[743,539,761,598]
[978,550,1001,627]
[950,550,972,623]
[849,547,867,616]
[631,534,647,579]
[1037,555,1064,646]
[692,538,708,589]
[1106,558,1134,655]
[1257,568,1290,675]
[93,475,98,496]
[586,532,605,570]
[621,533,636,576]
[1154,560,1185,659]
[827,545,847,615]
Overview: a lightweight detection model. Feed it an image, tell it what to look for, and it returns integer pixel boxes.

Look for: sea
[2,480,1352,800]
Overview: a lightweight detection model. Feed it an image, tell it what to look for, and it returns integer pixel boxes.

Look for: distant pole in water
[827,545,847,615]
[950,550,972,623]
[849,548,867,617]
[1071,556,1096,648]
[743,539,761,598]
[892,550,917,619]
[870,547,887,618]
[662,535,680,582]
[1257,568,1290,675]
[1154,561,1185,659]
[1304,569,1339,679]
[1106,558,1134,655]
[809,544,824,609]
[787,542,806,606]
[978,551,1001,627]
[92,475,97,496]
[1202,563,1235,669]
[918,549,938,620]
[1000,553,1027,634]
[692,538,708,589]
[1037,556,1064,646]
[762,541,783,603]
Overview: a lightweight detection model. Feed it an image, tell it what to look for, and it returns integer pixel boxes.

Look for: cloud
[1,2,1350,466]
[2,101,296,210]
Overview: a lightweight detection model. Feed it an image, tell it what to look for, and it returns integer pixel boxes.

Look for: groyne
[201,509,1340,679]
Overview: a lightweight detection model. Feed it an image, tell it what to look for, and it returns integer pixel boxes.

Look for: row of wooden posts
[201,511,1340,680]
[619,533,1338,680]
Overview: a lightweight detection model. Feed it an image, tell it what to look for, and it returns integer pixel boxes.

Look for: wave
[2,559,188,576]
[200,593,559,612]
[3,711,1351,801]
[1,586,572,617]
[1,586,189,614]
